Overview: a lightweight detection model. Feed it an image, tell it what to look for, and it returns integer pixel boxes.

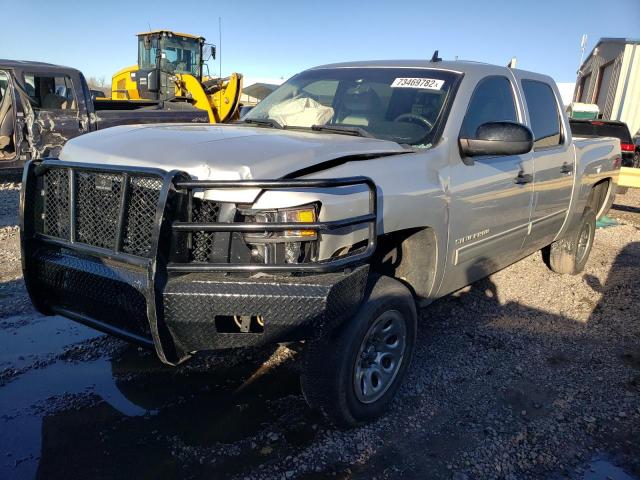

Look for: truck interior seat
[42,93,67,110]
[337,87,383,126]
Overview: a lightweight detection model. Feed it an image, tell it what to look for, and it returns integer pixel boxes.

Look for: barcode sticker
[390,78,444,90]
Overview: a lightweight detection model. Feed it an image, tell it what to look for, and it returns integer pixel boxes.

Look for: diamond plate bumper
[25,243,368,362]
[21,160,373,365]
[163,266,369,353]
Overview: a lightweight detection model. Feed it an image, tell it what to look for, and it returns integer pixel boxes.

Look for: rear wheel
[300,275,417,427]
[588,180,612,219]
[545,208,596,275]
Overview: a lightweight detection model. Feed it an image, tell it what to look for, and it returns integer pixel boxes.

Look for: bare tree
[87,76,111,97]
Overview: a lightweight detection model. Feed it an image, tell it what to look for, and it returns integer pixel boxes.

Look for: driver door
[440,75,534,294]
[24,72,84,158]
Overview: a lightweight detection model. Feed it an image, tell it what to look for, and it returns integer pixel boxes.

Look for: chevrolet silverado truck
[20,60,622,426]
[0,59,208,170]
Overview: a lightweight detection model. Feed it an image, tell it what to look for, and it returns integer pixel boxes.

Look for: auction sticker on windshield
[391,78,444,90]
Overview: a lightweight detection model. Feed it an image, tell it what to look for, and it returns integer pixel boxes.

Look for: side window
[521,80,561,149]
[24,73,77,111]
[460,76,518,138]
[0,71,9,98]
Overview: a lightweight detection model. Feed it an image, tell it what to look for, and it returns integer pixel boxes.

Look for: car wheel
[545,208,596,275]
[633,152,640,168]
[300,275,417,427]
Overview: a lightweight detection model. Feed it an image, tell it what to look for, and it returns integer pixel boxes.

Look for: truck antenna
[430,50,442,63]
[507,57,517,68]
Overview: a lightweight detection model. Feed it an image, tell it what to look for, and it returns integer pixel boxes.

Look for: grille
[122,177,163,256]
[191,198,221,262]
[41,168,163,258]
[43,168,71,239]
[76,172,122,249]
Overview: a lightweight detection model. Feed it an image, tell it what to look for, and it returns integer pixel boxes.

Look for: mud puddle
[0,314,98,371]
[581,455,638,480]
[0,314,312,480]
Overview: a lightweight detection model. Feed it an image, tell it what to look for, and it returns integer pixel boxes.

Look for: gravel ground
[0,181,638,480]
[610,188,640,227]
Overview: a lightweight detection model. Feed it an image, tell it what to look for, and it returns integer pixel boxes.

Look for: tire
[633,152,640,169]
[300,275,417,427]
[545,208,596,275]
[588,181,611,219]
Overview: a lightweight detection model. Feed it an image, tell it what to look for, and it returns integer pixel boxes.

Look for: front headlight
[241,204,318,264]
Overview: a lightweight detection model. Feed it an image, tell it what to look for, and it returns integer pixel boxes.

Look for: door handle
[560,162,573,175]
[514,170,533,185]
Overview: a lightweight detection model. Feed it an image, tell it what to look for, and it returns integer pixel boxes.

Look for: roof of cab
[308,59,547,79]
[136,30,204,41]
[0,59,80,74]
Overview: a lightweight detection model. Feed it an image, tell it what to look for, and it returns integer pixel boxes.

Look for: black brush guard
[21,159,375,364]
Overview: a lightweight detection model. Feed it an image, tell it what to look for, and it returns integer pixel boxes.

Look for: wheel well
[371,227,437,301]
[588,178,613,219]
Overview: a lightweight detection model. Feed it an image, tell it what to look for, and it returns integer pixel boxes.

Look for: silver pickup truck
[20,60,621,426]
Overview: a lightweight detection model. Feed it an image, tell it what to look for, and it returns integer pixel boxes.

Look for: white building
[556,82,576,107]
[574,38,640,135]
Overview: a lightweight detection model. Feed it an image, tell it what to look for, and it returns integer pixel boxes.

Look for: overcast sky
[4,0,639,83]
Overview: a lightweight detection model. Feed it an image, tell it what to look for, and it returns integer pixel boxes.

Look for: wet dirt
[582,456,637,480]
[1,182,639,480]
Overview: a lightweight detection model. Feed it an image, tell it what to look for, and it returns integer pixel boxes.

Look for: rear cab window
[24,73,78,111]
[569,121,632,143]
[521,80,562,149]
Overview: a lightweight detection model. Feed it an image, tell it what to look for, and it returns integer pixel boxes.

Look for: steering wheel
[393,113,434,131]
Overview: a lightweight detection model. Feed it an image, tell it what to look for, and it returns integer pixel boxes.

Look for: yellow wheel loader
[111,30,243,123]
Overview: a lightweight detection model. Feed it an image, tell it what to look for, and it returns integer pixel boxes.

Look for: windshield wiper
[311,125,372,138]
[241,118,283,129]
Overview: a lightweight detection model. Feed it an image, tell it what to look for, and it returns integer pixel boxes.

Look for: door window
[0,70,15,158]
[460,76,518,138]
[521,80,562,149]
[0,71,9,98]
[24,73,77,111]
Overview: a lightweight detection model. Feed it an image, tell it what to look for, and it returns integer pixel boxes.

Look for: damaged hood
[60,123,406,180]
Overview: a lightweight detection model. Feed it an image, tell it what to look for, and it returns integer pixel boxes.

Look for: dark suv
[570,119,638,168]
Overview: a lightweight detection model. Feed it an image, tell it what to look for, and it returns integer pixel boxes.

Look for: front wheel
[300,275,417,427]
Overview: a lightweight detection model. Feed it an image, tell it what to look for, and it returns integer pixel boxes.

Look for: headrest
[342,86,380,112]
